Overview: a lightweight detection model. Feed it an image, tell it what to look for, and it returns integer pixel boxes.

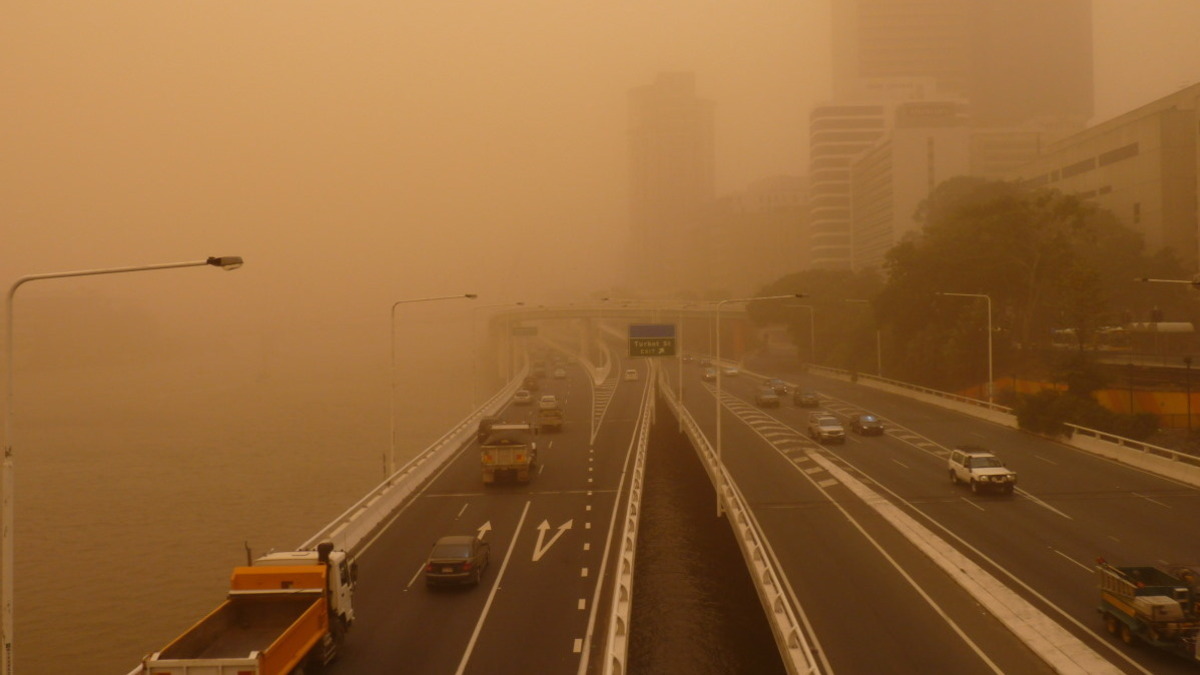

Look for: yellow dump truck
[481,422,538,483]
[140,541,357,675]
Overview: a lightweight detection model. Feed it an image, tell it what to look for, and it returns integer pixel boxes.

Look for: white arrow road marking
[531,519,573,561]
[477,521,492,540]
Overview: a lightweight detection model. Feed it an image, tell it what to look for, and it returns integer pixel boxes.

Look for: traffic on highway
[667,352,1200,675]
[322,344,653,675]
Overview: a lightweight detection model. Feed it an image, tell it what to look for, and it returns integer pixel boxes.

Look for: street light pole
[389,293,476,477]
[937,292,993,405]
[3,255,244,674]
[714,293,800,517]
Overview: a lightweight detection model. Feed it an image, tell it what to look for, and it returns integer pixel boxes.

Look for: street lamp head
[206,256,244,271]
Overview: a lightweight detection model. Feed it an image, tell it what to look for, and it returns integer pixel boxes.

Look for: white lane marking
[455,500,532,675]
[578,598,586,610]
[1132,492,1172,508]
[1054,550,1093,573]
[1034,455,1058,465]
[456,502,469,518]
[581,567,589,578]
[808,453,1128,674]
[576,370,653,675]
[532,519,574,562]
[787,452,1006,673]
[1014,488,1074,520]
[405,561,427,589]
[890,458,909,469]
[960,497,986,512]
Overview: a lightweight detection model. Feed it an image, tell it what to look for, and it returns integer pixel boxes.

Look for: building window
[1061,157,1096,178]
[1098,143,1139,167]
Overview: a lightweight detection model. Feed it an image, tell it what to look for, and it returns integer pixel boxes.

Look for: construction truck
[481,422,537,483]
[1096,558,1200,661]
[140,541,357,675]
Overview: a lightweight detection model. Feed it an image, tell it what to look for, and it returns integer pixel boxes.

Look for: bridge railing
[600,360,655,675]
[300,367,527,553]
[657,369,820,675]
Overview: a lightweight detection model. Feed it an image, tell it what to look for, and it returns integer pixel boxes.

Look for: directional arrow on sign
[477,521,492,540]
[531,519,573,561]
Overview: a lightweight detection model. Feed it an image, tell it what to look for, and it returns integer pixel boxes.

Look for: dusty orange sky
[1,1,1198,311]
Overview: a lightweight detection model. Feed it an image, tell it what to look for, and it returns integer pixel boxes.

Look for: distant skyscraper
[628,72,715,292]
[808,103,888,269]
[813,0,1094,269]
[832,0,1093,128]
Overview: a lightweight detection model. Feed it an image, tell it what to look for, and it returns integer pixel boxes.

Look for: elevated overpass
[133,306,1200,674]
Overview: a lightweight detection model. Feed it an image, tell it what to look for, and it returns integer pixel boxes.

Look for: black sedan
[849,414,884,435]
[425,535,490,587]
[793,389,820,407]
[754,387,781,408]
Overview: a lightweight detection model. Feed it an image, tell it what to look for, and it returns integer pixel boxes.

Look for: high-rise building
[832,0,1093,129]
[814,0,1094,269]
[628,72,715,292]
[808,103,888,269]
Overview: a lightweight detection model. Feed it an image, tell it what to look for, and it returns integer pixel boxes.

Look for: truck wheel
[1104,614,1119,635]
[1120,623,1136,646]
[970,480,980,494]
[949,470,957,484]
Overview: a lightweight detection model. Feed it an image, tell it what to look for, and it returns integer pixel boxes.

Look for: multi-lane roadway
[316,328,1200,674]
[325,354,649,674]
[668,355,1200,674]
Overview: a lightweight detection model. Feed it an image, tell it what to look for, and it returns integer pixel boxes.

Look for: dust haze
[4,2,1200,670]
[2,0,1200,453]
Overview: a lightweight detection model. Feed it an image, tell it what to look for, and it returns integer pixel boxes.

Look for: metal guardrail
[1066,423,1200,471]
[299,368,527,554]
[600,362,655,675]
[657,369,819,675]
[805,364,1013,415]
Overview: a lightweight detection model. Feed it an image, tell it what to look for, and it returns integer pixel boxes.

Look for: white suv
[948,446,1017,495]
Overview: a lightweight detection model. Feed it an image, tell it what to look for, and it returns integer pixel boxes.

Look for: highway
[324,352,650,675]
[668,354,1200,674]
[135,316,1200,675]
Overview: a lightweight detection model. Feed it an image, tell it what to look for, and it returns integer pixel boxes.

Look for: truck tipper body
[141,542,356,675]
[1097,559,1200,661]
[481,422,538,483]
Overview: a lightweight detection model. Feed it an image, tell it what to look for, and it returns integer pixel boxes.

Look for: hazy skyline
[2,1,1199,315]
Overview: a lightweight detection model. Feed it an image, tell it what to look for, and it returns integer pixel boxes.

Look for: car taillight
[462,561,473,571]
[425,562,435,572]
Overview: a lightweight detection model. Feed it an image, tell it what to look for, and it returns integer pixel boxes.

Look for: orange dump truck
[141,541,357,675]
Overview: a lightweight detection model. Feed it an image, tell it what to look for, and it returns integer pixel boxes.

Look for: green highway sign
[629,324,676,357]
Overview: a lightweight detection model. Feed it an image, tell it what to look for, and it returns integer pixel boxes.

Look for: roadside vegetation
[749,177,1195,441]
